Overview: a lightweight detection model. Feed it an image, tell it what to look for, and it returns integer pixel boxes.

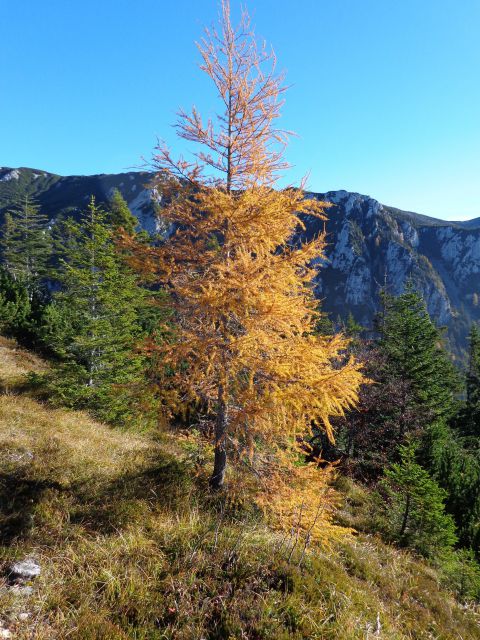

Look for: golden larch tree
[128,0,363,488]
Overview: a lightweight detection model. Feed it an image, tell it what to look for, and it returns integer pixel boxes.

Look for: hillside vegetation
[1,3,480,638]
[0,337,479,639]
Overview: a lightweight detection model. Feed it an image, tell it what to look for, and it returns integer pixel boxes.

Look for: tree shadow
[69,451,194,534]
[0,444,195,544]
[0,471,65,544]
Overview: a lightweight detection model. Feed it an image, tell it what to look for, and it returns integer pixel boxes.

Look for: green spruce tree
[0,199,55,345]
[441,323,480,551]
[106,188,138,235]
[380,440,457,557]
[0,267,31,334]
[378,285,460,472]
[377,288,480,553]
[0,212,16,271]
[0,196,52,298]
[345,311,363,338]
[463,323,480,438]
[379,285,459,423]
[442,445,480,551]
[47,197,150,423]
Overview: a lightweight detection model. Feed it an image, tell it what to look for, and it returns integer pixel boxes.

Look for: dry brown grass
[0,338,479,639]
[0,336,47,379]
[0,394,151,479]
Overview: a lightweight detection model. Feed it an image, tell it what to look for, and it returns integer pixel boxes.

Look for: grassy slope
[0,337,479,639]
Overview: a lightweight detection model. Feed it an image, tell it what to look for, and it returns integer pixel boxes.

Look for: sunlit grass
[0,339,479,639]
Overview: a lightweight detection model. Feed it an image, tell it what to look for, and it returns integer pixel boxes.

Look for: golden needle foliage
[125,0,364,488]
[257,456,354,548]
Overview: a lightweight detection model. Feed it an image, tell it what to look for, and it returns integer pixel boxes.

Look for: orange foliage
[256,454,354,549]
[124,0,364,487]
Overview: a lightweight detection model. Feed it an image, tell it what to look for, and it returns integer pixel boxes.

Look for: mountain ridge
[1,166,479,356]
[2,166,479,227]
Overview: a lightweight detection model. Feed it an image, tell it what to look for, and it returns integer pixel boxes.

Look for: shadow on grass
[0,444,194,546]
[0,371,50,401]
[0,471,65,544]
[69,452,194,534]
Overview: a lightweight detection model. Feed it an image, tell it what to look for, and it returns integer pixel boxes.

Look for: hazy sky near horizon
[1,0,479,221]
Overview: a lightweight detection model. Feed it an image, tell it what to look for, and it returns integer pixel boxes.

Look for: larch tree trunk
[210,382,228,489]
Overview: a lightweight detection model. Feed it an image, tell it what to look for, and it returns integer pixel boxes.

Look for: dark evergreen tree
[441,444,480,551]
[106,188,138,235]
[0,202,54,346]
[313,303,334,336]
[376,290,480,553]
[0,267,31,335]
[379,441,457,557]
[440,323,480,551]
[318,343,424,480]
[46,197,151,424]
[377,286,461,476]
[322,288,459,480]
[0,196,52,297]
[344,312,363,339]
[0,213,15,271]
[463,323,480,438]
[378,285,459,424]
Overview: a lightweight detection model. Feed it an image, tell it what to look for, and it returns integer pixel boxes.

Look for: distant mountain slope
[1,167,479,356]
[303,191,480,357]
[0,166,158,233]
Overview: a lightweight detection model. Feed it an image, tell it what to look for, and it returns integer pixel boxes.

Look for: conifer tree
[345,312,363,339]
[313,309,334,336]
[107,188,138,235]
[320,344,420,479]
[463,323,480,438]
[372,287,480,551]
[380,441,457,557]
[49,198,148,422]
[0,213,15,271]
[441,443,480,551]
[442,323,480,550]
[0,196,52,297]
[377,285,460,477]
[329,287,460,480]
[378,285,459,424]
[0,266,31,334]
[124,0,363,488]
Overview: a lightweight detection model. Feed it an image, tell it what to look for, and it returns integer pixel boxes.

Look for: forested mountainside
[1,166,479,356]
[0,167,159,234]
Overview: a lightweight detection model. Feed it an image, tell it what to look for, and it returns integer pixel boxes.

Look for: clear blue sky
[1,0,479,220]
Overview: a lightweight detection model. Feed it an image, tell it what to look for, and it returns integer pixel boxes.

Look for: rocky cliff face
[1,167,479,356]
[302,190,480,357]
